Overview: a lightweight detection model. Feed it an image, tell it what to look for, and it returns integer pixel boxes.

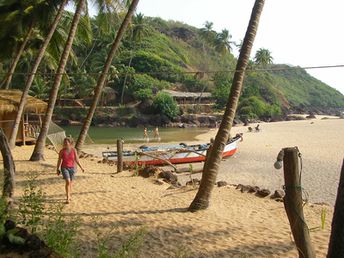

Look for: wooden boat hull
[102,136,241,166]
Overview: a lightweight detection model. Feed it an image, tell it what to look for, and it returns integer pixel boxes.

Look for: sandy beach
[1,117,342,257]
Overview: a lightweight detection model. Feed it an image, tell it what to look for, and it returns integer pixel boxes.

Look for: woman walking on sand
[57,137,84,204]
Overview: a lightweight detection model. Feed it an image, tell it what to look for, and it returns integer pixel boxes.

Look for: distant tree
[200,21,216,47]
[214,29,234,55]
[75,0,140,153]
[254,48,273,66]
[121,12,150,104]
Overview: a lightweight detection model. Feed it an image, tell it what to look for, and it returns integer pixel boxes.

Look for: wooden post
[327,160,344,257]
[0,128,15,200]
[283,147,315,258]
[116,139,123,173]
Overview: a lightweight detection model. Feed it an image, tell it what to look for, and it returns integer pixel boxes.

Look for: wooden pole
[0,128,15,200]
[327,159,344,257]
[116,139,123,173]
[283,147,315,258]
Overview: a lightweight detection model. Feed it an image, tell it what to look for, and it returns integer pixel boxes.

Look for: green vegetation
[153,92,180,119]
[1,9,343,121]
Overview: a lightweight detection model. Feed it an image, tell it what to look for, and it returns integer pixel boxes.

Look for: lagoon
[62,126,208,144]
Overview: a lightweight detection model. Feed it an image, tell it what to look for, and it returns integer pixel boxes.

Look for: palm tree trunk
[1,22,34,89]
[0,128,15,201]
[327,160,344,257]
[120,52,133,104]
[189,0,265,212]
[30,0,85,161]
[75,0,140,153]
[8,0,68,149]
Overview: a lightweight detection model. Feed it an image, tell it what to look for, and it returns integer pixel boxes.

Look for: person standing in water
[143,127,148,139]
[154,127,160,140]
[56,137,84,204]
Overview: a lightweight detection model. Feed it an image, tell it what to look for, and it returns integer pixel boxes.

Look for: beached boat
[102,134,242,166]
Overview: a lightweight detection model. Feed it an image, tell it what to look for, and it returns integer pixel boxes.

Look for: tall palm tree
[30,0,86,161]
[8,0,68,149]
[327,160,344,256]
[75,0,140,152]
[189,0,266,212]
[120,12,149,104]
[200,21,216,46]
[254,48,273,66]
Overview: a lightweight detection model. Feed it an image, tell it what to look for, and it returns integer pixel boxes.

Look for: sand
[2,118,340,257]
[193,117,344,205]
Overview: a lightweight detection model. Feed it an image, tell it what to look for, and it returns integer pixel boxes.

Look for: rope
[0,64,343,77]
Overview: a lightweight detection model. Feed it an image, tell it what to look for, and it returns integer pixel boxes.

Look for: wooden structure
[0,90,47,145]
[162,89,213,104]
[282,147,315,258]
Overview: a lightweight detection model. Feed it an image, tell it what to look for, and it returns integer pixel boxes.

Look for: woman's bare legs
[65,179,72,203]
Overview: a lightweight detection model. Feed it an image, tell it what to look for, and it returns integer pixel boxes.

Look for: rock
[158,171,178,184]
[25,234,42,250]
[274,198,284,202]
[256,189,271,198]
[235,184,252,193]
[247,186,260,193]
[217,181,228,187]
[153,179,165,185]
[271,190,285,199]
[4,220,16,231]
[306,113,316,119]
[139,166,161,178]
[186,178,200,186]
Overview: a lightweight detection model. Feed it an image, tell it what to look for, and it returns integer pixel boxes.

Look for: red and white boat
[102,134,242,166]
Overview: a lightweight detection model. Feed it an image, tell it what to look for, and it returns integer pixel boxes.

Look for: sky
[85,0,344,95]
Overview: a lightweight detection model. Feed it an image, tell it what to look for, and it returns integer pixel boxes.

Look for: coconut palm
[214,29,234,55]
[75,0,140,153]
[327,160,344,256]
[0,0,60,89]
[200,21,216,46]
[120,12,149,104]
[30,0,86,161]
[254,48,273,66]
[8,0,68,149]
[189,0,266,212]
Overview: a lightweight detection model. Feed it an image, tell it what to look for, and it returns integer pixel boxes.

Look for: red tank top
[60,148,76,168]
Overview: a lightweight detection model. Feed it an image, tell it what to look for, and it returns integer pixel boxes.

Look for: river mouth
[62,126,209,144]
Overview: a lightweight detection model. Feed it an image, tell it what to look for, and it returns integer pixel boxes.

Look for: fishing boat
[102,134,242,166]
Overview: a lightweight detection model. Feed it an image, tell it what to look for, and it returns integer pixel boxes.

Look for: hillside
[6,13,344,122]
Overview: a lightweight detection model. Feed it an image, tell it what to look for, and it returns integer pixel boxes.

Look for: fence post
[283,147,315,258]
[327,159,344,257]
[117,139,123,173]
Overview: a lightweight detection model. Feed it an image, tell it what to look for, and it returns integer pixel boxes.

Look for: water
[62,126,208,144]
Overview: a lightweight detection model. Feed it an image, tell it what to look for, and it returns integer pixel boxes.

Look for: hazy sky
[131,0,344,95]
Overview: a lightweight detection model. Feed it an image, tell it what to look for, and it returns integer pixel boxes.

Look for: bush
[153,92,180,119]
[238,96,282,119]
[133,88,153,101]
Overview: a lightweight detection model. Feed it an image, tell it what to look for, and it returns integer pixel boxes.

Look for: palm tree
[189,0,266,212]
[327,160,344,256]
[8,0,68,149]
[214,29,234,55]
[254,48,273,66]
[200,21,216,46]
[120,12,149,104]
[75,0,140,153]
[30,0,86,161]
[0,0,57,89]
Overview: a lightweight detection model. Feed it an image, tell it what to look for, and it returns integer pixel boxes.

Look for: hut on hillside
[162,89,213,104]
[0,90,47,145]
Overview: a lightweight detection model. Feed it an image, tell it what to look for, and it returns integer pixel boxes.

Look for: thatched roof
[0,90,47,115]
[162,89,212,99]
